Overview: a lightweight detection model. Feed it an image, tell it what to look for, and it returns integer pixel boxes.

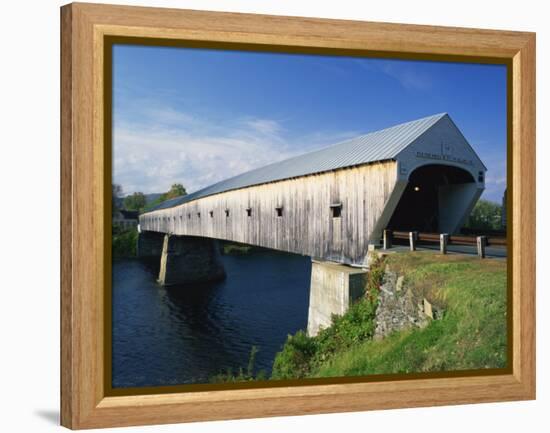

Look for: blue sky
[113,45,507,202]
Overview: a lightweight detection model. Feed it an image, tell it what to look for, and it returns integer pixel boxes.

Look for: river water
[112,251,311,388]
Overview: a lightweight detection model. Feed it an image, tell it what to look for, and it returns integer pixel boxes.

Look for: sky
[112,45,507,202]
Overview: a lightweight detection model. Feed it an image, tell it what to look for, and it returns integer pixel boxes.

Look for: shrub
[112,226,138,258]
[272,256,386,379]
[271,331,317,379]
[313,299,378,363]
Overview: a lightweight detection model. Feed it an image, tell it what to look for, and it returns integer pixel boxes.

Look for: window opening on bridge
[197,212,201,218]
[478,171,484,182]
[275,206,283,217]
[187,213,191,219]
[209,210,214,218]
[225,209,230,217]
[246,207,252,217]
[330,203,342,218]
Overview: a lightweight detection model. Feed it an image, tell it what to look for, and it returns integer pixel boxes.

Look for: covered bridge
[139,113,486,266]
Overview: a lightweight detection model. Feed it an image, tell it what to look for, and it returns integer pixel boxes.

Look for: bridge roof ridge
[145,112,449,213]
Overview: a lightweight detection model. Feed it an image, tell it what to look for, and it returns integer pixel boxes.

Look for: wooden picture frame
[60,2,535,429]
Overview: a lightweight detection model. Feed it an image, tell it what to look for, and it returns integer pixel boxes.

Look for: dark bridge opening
[387,164,475,233]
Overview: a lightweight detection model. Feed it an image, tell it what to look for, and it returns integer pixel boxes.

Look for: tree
[123,192,147,212]
[164,183,187,200]
[112,184,123,216]
[464,199,503,231]
[142,183,188,211]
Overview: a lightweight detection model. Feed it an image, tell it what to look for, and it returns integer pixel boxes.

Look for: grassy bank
[272,252,507,379]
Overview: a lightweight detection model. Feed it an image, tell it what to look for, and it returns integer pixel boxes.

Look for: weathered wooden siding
[139,161,399,264]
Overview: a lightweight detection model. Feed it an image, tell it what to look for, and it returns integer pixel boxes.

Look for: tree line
[463,199,504,231]
[112,183,187,215]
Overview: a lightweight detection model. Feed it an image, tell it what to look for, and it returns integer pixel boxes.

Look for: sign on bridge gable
[396,115,486,182]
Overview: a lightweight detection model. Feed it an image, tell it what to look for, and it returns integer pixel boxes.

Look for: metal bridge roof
[147,113,448,212]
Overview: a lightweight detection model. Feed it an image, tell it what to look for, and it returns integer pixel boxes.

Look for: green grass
[273,252,507,380]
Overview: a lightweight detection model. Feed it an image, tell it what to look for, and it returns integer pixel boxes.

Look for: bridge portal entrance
[387,164,477,233]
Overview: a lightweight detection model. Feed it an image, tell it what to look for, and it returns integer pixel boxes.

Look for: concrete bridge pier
[157,234,226,286]
[307,260,368,336]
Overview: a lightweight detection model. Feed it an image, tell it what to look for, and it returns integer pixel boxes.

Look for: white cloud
[144,106,196,127]
[354,59,431,91]
[113,106,357,195]
[242,118,282,136]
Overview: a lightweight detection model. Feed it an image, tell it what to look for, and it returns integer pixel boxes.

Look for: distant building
[113,209,139,229]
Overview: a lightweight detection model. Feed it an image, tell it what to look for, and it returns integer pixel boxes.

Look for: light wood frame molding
[60,2,535,429]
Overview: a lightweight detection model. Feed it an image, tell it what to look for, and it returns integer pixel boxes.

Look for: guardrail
[383,229,506,258]
[460,227,506,237]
